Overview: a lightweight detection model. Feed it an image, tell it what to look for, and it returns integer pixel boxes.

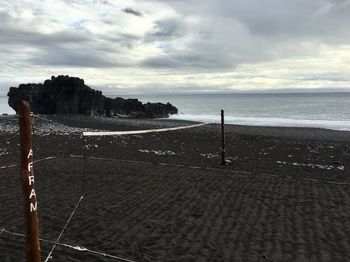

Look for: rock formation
[7,75,178,118]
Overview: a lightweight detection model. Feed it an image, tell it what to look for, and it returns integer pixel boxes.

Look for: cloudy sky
[0,0,349,95]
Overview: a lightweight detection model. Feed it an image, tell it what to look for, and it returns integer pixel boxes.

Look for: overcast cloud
[0,0,349,94]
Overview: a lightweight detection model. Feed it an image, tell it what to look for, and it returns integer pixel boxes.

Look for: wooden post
[19,101,41,262]
[221,109,225,165]
[82,136,87,196]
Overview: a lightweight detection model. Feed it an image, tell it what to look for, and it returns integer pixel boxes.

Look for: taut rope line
[1,228,134,262]
[44,195,84,262]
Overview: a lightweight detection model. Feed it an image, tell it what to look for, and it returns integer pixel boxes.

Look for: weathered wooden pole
[221,109,225,165]
[19,101,41,262]
[82,136,87,196]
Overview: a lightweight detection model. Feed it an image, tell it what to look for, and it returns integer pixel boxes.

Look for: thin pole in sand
[19,101,41,262]
[221,109,225,165]
[82,136,87,196]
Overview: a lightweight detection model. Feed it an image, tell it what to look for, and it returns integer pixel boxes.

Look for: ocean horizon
[2,92,350,131]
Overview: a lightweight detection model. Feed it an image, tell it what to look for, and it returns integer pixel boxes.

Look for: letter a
[27,149,33,159]
[30,202,37,212]
[29,188,36,199]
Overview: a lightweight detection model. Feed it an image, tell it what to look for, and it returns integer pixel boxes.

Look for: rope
[44,195,84,262]
[31,112,35,137]
[0,156,56,170]
[31,114,57,124]
[82,122,208,137]
[0,164,18,170]
[76,155,350,186]
[1,228,135,262]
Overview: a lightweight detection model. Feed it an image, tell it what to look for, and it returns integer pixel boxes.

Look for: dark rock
[7,75,178,118]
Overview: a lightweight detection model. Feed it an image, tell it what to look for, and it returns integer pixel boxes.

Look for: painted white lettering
[30,202,37,212]
[29,188,36,199]
[28,176,35,186]
[27,162,33,172]
[27,149,33,159]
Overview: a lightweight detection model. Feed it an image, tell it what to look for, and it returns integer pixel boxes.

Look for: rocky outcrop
[7,75,178,118]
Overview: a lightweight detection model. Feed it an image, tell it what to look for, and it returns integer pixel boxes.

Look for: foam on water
[169,114,350,131]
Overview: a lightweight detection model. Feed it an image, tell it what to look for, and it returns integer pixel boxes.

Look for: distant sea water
[0,96,14,114]
[3,93,350,131]
[122,93,350,131]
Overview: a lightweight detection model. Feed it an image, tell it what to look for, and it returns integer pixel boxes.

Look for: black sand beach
[1,114,350,261]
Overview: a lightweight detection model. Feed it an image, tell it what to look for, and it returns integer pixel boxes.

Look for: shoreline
[2,113,350,141]
[169,114,350,132]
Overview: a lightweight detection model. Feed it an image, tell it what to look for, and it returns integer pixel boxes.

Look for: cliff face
[7,75,178,118]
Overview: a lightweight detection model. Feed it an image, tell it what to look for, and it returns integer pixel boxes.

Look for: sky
[0,0,349,95]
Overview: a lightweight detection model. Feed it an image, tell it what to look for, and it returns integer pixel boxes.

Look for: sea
[2,93,350,131]
[126,92,350,131]
[0,96,13,114]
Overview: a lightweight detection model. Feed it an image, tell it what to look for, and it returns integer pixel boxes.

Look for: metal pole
[221,109,225,165]
[19,101,41,262]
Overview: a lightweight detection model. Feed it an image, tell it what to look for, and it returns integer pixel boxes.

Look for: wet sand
[1,114,350,261]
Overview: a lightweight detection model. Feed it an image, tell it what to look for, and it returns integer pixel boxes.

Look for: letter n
[30,202,37,212]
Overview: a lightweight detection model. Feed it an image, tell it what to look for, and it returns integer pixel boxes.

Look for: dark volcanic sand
[1,114,350,261]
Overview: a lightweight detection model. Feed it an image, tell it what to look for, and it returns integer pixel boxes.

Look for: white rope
[79,156,350,186]
[31,114,57,124]
[0,164,17,170]
[0,156,56,169]
[1,228,135,262]
[82,122,208,137]
[44,195,84,262]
